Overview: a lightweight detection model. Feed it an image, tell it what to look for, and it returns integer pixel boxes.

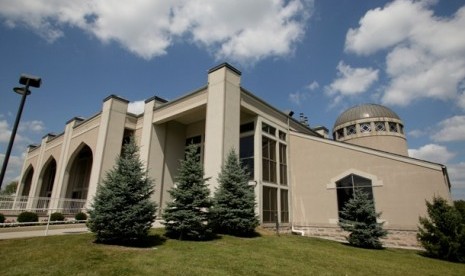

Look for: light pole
[0,74,41,189]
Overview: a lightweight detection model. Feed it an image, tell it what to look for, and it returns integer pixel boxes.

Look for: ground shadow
[94,233,167,248]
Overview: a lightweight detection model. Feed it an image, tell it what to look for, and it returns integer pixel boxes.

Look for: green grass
[1,228,464,276]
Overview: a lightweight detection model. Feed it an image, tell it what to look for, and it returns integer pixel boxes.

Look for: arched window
[336,174,373,217]
[66,145,93,200]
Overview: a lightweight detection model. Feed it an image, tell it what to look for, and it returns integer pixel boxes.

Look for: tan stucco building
[16,63,451,246]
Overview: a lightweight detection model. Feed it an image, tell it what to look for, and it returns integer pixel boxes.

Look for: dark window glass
[240,135,254,179]
[335,174,373,218]
[279,143,287,185]
[279,131,286,141]
[262,136,276,183]
[240,122,254,133]
[262,123,276,136]
[185,136,202,161]
[280,189,289,223]
[263,186,277,223]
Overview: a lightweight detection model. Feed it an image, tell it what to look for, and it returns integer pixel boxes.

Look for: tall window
[263,186,277,223]
[280,189,289,223]
[262,136,276,183]
[279,143,287,185]
[336,174,373,217]
[240,135,254,179]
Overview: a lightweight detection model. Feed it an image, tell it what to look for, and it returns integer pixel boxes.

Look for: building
[15,63,451,247]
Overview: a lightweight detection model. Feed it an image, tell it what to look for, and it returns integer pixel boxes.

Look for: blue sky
[0,0,464,199]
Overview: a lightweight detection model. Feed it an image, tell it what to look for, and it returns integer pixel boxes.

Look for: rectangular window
[262,136,276,183]
[279,143,287,185]
[262,122,276,136]
[263,186,277,223]
[240,122,254,133]
[279,130,286,141]
[240,135,254,179]
[280,189,289,223]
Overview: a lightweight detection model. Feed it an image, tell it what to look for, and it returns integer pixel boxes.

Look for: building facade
[15,63,451,246]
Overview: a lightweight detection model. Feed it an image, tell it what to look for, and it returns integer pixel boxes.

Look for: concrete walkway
[0,224,89,240]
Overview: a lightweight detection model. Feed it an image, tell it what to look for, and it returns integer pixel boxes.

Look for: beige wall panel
[290,133,451,230]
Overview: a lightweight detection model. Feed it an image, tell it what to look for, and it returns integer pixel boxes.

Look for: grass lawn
[1,228,464,276]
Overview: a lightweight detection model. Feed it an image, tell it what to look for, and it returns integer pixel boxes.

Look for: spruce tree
[162,144,213,240]
[87,138,157,244]
[339,189,387,249]
[212,149,259,237]
[418,197,465,262]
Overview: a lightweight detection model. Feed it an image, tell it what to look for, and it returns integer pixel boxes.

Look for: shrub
[163,144,213,240]
[418,197,465,262]
[50,212,65,221]
[0,213,5,223]
[339,189,387,249]
[211,149,258,237]
[87,137,157,244]
[75,212,87,221]
[17,211,39,223]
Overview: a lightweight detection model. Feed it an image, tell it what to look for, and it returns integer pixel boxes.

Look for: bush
[75,212,87,221]
[50,212,65,221]
[0,213,5,223]
[17,211,38,223]
[211,149,258,237]
[339,189,387,249]
[87,137,157,244]
[418,196,465,262]
[163,144,213,240]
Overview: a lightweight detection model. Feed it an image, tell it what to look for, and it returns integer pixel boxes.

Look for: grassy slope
[0,229,464,276]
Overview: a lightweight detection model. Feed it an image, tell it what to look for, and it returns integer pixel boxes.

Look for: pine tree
[212,149,258,237]
[87,138,157,244]
[418,197,465,262]
[339,189,387,249]
[162,144,213,240]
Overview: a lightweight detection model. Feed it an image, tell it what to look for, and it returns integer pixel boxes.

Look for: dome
[334,104,400,129]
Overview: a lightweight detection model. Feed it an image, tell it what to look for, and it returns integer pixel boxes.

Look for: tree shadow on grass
[93,233,167,248]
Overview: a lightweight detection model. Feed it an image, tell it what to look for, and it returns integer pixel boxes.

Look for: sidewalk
[0,224,89,240]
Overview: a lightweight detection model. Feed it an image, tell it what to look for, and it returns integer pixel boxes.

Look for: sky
[0,0,464,199]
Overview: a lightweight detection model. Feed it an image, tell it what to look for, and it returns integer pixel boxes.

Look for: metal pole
[0,83,30,189]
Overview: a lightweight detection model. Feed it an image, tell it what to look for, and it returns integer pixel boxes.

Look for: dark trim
[42,133,57,139]
[66,116,85,124]
[145,95,168,104]
[208,62,241,76]
[103,94,129,103]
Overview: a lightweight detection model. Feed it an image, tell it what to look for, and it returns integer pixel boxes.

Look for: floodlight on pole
[0,74,41,189]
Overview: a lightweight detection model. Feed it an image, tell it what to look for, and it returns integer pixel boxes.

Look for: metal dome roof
[334,104,401,129]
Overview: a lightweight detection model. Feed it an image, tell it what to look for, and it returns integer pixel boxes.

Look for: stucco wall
[289,132,451,230]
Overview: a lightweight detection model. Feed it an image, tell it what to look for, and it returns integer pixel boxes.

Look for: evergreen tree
[339,189,387,249]
[212,149,258,237]
[162,144,213,240]
[418,197,465,262]
[87,138,157,244]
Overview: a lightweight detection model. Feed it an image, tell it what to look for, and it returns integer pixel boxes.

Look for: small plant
[418,196,465,263]
[17,211,39,223]
[163,144,213,240]
[0,213,5,223]
[339,189,387,249]
[211,149,259,237]
[75,212,87,221]
[50,212,65,221]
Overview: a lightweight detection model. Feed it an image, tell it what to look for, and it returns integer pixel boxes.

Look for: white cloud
[0,0,314,64]
[289,91,307,106]
[0,153,24,186]
[325,61,379,97]
[127,101,145,115]
[408,144,455,164]
[19,120,45,133]
[345,0,465,109]
[432,115,465,142]
[0,119,11,143]
[449,162,465,189]
[307,81,319,91]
